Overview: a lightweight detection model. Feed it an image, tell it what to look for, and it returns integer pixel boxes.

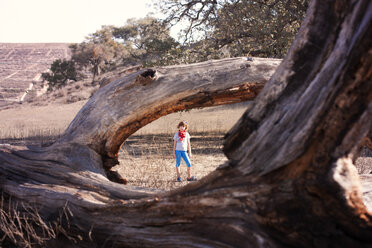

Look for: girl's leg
[175,151,182,179]
[180,151,192,178]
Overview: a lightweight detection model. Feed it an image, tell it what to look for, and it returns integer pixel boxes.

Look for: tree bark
[363,129,372,151]
[1,0,372,247]
[223,0,372,245]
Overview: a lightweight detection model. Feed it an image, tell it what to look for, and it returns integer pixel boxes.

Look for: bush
[42,59,78,90]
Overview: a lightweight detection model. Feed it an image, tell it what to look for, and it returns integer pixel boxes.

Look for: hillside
[0,43,71,108]
[0,42,145,110]
[23,64,143,106]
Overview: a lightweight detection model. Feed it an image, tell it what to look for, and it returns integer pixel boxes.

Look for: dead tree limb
[0,0,372,247]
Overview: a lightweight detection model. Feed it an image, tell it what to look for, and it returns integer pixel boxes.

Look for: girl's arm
[188,138,192,157]
[173,140,176,158]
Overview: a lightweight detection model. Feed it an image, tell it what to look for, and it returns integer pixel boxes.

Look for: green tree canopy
[68,17,179,83]
[41,59,78,90]
[69,26,126,82]
[158,0,309,58]
[112,17,180,66]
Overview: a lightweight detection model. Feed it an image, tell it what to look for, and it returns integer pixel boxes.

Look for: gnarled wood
[223,0,372,245]
[0,0,372,247]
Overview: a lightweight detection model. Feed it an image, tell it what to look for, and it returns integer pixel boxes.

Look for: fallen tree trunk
[223,0,372,245]
[0,57,279,246]
[0,0,372,247]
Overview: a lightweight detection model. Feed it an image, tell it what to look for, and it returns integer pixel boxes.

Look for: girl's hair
[177,121,188,131]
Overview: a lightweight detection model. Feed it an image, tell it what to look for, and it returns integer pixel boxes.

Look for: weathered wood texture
[361,175,372,212]
[363,129,372,150]
[223,0,372,246]
[0,0,372,247]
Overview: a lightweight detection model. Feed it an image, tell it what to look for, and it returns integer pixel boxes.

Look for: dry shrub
[0,194,76,248]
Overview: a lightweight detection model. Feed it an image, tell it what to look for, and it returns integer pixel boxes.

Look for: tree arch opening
[116,102,251,190]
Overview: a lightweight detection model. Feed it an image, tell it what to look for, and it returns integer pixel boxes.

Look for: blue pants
[175,150,191,167]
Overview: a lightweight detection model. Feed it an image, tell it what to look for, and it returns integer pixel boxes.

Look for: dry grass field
[0,99,371,191]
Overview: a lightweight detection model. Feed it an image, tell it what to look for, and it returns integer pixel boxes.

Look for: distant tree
[68,18,180,81]
[157,0,309,59]
[41,59,78,90]
[70,43,113,82]
[112,17,180,66]
[70,26,126,82]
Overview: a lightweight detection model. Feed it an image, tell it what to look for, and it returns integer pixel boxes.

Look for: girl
[173,121,197,182]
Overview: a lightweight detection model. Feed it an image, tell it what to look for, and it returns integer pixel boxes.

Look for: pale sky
[0,0,155,43]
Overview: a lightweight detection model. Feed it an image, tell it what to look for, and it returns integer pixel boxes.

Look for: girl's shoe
[187,176,197,181]
[177,177,182,182]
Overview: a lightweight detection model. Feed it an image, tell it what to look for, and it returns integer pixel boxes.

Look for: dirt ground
[116,132,228,190]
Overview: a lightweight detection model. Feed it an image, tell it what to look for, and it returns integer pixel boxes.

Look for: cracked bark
[0,0,372,247]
